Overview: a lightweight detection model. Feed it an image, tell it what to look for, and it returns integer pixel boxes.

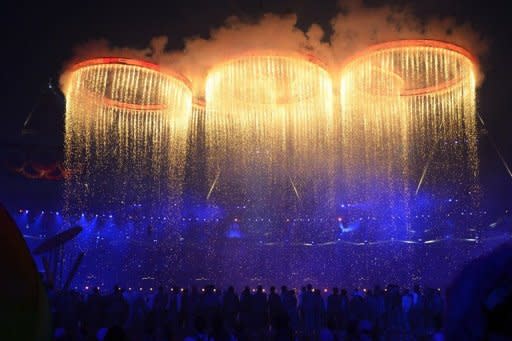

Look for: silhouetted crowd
[49,283,445,341]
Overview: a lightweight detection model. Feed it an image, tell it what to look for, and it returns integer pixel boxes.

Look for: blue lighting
[226,222,242,239]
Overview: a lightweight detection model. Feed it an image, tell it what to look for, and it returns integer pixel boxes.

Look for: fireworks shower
[63,40,478,232]
[64,58,192,217]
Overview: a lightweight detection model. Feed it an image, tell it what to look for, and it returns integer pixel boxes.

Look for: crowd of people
[49,283,445,341]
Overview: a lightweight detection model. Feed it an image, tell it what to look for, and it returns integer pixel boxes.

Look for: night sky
[1,0,511,181]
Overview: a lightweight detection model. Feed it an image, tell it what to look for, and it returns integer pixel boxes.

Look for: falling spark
[206,169,221,200]
[289,175,301,201]
[415,161,430,195]
[415,120,446,195]
[477,112,512,180]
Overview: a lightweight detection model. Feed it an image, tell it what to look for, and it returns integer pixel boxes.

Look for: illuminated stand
[64,57,192,218]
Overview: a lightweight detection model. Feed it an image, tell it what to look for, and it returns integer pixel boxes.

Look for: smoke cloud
[60,0,487,97]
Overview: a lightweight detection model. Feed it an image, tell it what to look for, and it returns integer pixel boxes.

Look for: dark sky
[1,0,511,153]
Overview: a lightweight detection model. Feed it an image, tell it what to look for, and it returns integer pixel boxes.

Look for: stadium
[0,38,508,291]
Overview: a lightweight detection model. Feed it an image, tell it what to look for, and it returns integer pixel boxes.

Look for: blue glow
[338,220,360,234]
[226,223,242,239]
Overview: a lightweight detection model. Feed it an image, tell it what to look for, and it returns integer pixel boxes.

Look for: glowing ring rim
[342,65,406,98]
[340,39,477,97]
[70,57,192,111]
[193,97,206,107]
[206,49,330,79]
[206,50,331,106]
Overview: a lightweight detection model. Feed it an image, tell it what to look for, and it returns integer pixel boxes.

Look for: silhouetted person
[313,289,325,337]
[401,288,413,333]
[251,285,268,338]
[280,286,288,301]
[283,288,298,334]
[104,285,129,329]
[366,285,385,336]
[201,285,220,330]
[409,284,425,338]
[268,286,283,330]
[319,317,336,341]
[104,325,127,341]
[167,286,180,334]
[301,284,315,339]
[183,286,200,331]
[327,287,342,331]
[84,287,103,337]
[184,315,209,341]
[384,285,404,338]
[210,313,235,341]
[445,243,512,340]
[271,312,293,341]
[126,289,146,340]
[239,286,252,339]
[222,286,239,331]
[153,286,168,329]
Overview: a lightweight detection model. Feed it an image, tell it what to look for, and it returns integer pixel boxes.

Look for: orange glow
[64,58,192,215]
[204,51,335,212]
[339,39,479,219]
[67,57,192,113]
[341,39,478,97]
